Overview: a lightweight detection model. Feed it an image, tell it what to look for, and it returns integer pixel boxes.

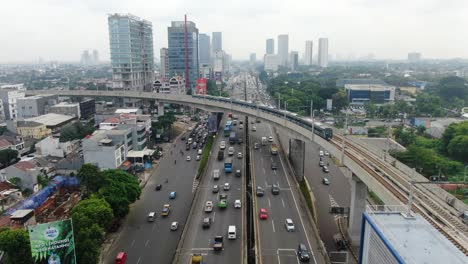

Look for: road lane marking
[131,239,135,247]
[271,219,276,232]
[273,170,277,175]
[137,256,141,264]
[145,239,149,247]
[282,198,285,208]
[263,168,266,174]
[268,198,271,208]
[213,212,216,223]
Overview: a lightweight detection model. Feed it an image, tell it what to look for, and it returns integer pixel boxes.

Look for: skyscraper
[199,33,211,65]
[80,50,91,65]
[160,48,169,80]
[212,32,222,52]
[266,39,274,54]
[92,50,99,64]
[108,14,154,91]
[168,20,199,93]
[304,41,313,66]
[289,51,298,71]
[318,38,329,68]
[278,34,289,66]
[250,53,256,65]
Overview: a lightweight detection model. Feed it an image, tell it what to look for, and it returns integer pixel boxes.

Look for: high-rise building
[213,50,225,81]
[264,54,280,72]
[168,20,199,93]
[266,39,274,54]
[92,50,99,64]
[160,48,169,80]
[250,53,256,65]
[80,50,91,65]
[108,14,154,91]
[278,34,289,66]
[199,33,211,65]
[408,52,422,62]
[318,38,329,68]
[305,41,313,66]
[289,51,299,71]
[212,32,222,52]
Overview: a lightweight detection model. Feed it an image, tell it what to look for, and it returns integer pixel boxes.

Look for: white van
[148,212,156,222]
[188,138,193,144]
[228,225,236,239]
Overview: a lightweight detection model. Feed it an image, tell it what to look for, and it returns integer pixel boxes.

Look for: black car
[181,136,186,141]
[271,162,278,170]
[155,184,162,191]
[297,243,310,262]
[256,186,264,197]
[202,217,211,228]
[271,184,280,195]
[186,144,190,151]
[237,138,243,144]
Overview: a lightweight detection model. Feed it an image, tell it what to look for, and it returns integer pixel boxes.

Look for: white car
[237,152,243,159]
[319,150,324,157]
[198,149,203,155]
[268,136,273,142]
[234,199,241,208]
[239,124,244,129]
[224,182,231,191]
[196,155,201,161]
[285,218,295,232]
[228,147,235,156]
[171,221,179,231]
[220,141,226,150]
[186,156,191,161]
[324,151,329,156]
[252,126,257,131]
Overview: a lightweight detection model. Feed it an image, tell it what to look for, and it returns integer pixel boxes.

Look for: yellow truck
[270,143,278,155]
[191,253,203,264]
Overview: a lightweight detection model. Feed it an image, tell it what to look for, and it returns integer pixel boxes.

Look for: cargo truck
[213,236,224,251]
[270,143,278,155]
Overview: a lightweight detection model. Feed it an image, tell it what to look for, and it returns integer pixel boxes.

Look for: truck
[213,169,220,180]
[229,132,237,144]
[270,143,278,155]
[213,236,224,251]
[224,158,233,173]
[191,253,203,264]
[205,201,213,212]
[261,137,267,146]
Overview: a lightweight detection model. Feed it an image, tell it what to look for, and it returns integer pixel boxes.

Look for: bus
[224,158,233,173]
[224,121,233,137]
[229,132,237,144]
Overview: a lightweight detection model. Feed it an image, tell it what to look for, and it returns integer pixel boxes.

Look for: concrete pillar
[157,102,164,116]
[348,174,367,246]
[288,138,305,181]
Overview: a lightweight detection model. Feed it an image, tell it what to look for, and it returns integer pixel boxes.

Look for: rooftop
[25,113,75,127]
[10,209,33,219]
[115,109,139,114]
[344,84,395,91]
[364,207,467,264]
[49,102,79,108]
[16,121,43,128]
[14,161,37,171]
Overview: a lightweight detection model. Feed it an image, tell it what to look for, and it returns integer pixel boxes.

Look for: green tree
[60,122,96,142]
[37,173,49,188]
[331,90,349,111]
[415,93,444,116]
[436,76,467,102]
[0,149,18,167]
[447,135,468,162]
[0,228,33,264]
[77,164,104,196]
[441,121,468,154]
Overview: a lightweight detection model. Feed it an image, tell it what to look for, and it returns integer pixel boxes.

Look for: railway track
[329,135,468,255]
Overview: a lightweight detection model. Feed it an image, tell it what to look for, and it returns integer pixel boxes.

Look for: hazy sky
[2,0,468,63]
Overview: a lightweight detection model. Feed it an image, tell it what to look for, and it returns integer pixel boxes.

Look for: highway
[103,129,201,264]
[178,118,245,264]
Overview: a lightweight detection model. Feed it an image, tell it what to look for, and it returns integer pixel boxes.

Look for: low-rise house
[2,160,41,191]
[35,136,80,158]
[16,121,51,139]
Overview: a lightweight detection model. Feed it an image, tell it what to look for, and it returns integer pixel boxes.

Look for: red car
[259,208,268,219]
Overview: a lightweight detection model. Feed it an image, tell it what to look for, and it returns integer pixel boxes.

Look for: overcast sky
[2,0,468,63]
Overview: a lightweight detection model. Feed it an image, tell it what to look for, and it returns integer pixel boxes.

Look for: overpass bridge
[26,89,468,253]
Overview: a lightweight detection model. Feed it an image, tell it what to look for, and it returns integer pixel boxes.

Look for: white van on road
[228,225,236,239]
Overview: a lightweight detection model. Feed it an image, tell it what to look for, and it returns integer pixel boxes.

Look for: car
[271,184,280,195]
[161,204,170,216]
[169,191,176,199]
[325,151,329,156]
[170,221,179,231]
[235,169,241,177]
[268,136,273,142]
[256,186,264,197]
[322,166,329,173]
[319,160,324,167]
[224,183,231,191]
[212,185,219,193]
[259,208,268,219]
[237,152,243,159]
[155,184,162,191]
[252,126,257,131]
[186,156,191,161]
[198,149,203,155]
[322,178,330,185]
[254,142,259,149]
[185,144,190,151]
[256,119,261,123]
[228,147,235,155]
[234,199,241,208]
[297,243,310,262]
[202,217,211,228]
[285,218,295,232]
[181,136,186,141]
[196,155,201,161]
[220,141,226,150]
[237,138,243,144]
[251,120,255,124]
[319,150,324,157]
[271,162,278,170]
[239,120,243,124]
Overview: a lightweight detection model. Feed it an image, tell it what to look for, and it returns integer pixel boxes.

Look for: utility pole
[340,110,349,164]
[310,100,315,142]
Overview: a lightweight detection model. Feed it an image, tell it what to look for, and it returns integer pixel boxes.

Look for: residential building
[305,40,313,65]
[35,136,80,158]
[46,102,80,118]
[212,32,222,52]
[289,51,299,71]
[108,13,154,91]
[266,38,274,54]
[3,161,41,190]
[154,76,185,94]
[17,94,58,119]
[82,130,127,169]
[250,53,256,65]
[168,20,199,93]
[160,48,169,80]
[360,206,466,264]
[199,33,211,65]
[0,99,5,122]
[264,54,280,72]
[223,53,232,73]
[318,38,329,67]
[24,113,76,133]
[16,121,51,139]
[278,34,289,66]
[408,52,422,62]
[344,84,395,104]
[0,131,24,152]
[0,89,25,120]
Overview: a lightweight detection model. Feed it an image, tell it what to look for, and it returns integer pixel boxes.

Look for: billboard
[196,78,207,95]
[326,99,333,111]
[28,219,77,264]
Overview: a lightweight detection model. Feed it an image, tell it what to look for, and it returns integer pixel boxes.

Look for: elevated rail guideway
[26,89,468,254]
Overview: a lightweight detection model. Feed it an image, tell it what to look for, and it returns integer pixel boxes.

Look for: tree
[441,121,468,154]
[37,173,49,188]
[0,149,18,167]
[447,135,468,162]
[77,164,104,196]
[0,228,33,264]
[415,93,444,116]
[436,76,468,102]
[99,170,141,218]
[60,122,96,142]
[8,177,21,186]
[332,90,349,111]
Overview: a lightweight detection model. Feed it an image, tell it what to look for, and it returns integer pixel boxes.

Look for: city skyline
[2,0,468,63]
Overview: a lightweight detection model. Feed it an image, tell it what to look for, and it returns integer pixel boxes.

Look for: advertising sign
[28,219,76,264]
[196,78,207,95]
[326,99,333,111]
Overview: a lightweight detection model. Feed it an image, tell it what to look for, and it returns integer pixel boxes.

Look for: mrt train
[192,94,333,141]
